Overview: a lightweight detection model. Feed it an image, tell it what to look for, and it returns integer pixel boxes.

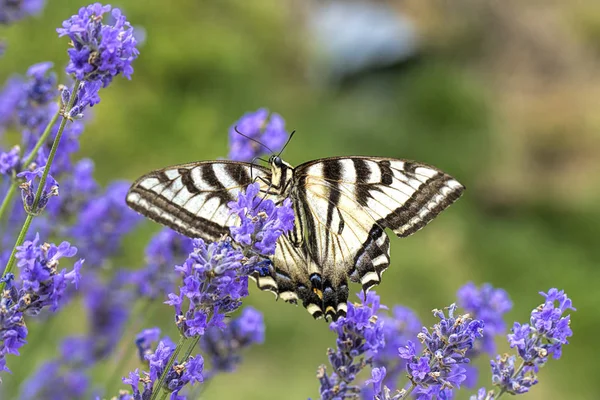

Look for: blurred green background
[2,0,599,399]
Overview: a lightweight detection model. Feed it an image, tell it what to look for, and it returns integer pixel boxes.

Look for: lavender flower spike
[0,0,46,25]
[1,234,82,372]
[488,288,574,396]
[17,166,59,214]
[398,304,484,399]
[57,3,139,86]
[319,292,385,400]
[123,339,204,399]
[201,306,266,375]
[228,108,289,162]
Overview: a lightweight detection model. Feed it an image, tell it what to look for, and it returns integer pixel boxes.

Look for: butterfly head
[268,155,294,192]
[269,155,284,168]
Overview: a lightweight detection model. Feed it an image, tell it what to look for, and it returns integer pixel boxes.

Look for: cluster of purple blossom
[0,2,576,400]
[317,283,574,400]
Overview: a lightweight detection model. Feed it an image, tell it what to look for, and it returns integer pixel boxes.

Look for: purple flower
[228,182,294,256]
[477,288,574,397]
[135,327,161,361]
[490,354,537,395]
[17,166,59,214]
[458,282,512,354]
[0,0,46,25]
[470,388,496,400]
[373,305,421,391]
[166,238,247,337]
[17,62,59,130]
[507,289,574,365]
[45,158,98,220]
[26,117,85,178]
[70,181,141,267]
[57,4,139,86]
[124,338,204,398]
[365,367,386,396]
[18,360,88,400]
[319,292,385,399]
[14,233,82,313]
[1,234,82,372]
[60,80,102,119]
[409,356,431,381]
[398,304,484,398]
[0,145,21,176]
[61,275,130,367]
[201,306,265,374]
[228,108,289,162]
[127,228,194,299]
[0,77,23,130]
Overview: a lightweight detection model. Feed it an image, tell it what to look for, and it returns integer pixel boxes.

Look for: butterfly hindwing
[126,161,270,241]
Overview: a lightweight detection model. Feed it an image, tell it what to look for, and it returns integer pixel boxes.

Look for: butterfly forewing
[126,161,271,241]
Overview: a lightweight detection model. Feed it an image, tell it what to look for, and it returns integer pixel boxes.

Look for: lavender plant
[0,0,139,383]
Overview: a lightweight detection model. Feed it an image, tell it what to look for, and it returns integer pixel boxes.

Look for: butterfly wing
[126,161,271,241]
[292,156,465,319]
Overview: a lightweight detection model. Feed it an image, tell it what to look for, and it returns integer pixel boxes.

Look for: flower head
[1,234,82,372]
[124,339,204,398]
[372,305,422,391]
[18,62,59,129]
[61,275,130,367]
[228,182,294,256]
[70,181,141,267]
[458,282,512,354]
[127,228,194,299]
[398,304,484,398]
[0,145,21,176]
[0,77,23,130]
[0,0,46,25]
[201,306,265,374]
[228,108,288,162]
[507,289,574,366]
[60,80,102,119]
[490,354,537,395]
[17,166,59,214]
[135,327,161,361]
[18,360,88,400]
[166,238,246,337]
[319,292,385,399]
[57,4,139,86]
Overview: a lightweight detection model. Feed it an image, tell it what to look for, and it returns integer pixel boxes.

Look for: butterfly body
[126,156,464,321]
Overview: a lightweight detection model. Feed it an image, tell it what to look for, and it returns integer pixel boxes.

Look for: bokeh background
[1,0,598,399]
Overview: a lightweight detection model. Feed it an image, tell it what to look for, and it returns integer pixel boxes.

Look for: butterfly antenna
[277,130,295,157]
[234,126,274,154]
[249,156,269,182]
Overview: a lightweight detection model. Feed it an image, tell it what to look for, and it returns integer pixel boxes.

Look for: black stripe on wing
[126,161,270,242]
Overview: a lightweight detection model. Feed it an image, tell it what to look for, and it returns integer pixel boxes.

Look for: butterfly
[126,154,464,321]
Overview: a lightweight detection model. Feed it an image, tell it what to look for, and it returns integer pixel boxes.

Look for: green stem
[0,80,80,292]
[23,111,61,168]
[181,335,201,364]
[31,81,80,212]
[0,111,60,223]
[401,382,417,399]
[0,213,34,285]
[150,335,187,400]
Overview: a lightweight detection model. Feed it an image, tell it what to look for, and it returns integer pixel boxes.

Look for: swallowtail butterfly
[126,155,464,320]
